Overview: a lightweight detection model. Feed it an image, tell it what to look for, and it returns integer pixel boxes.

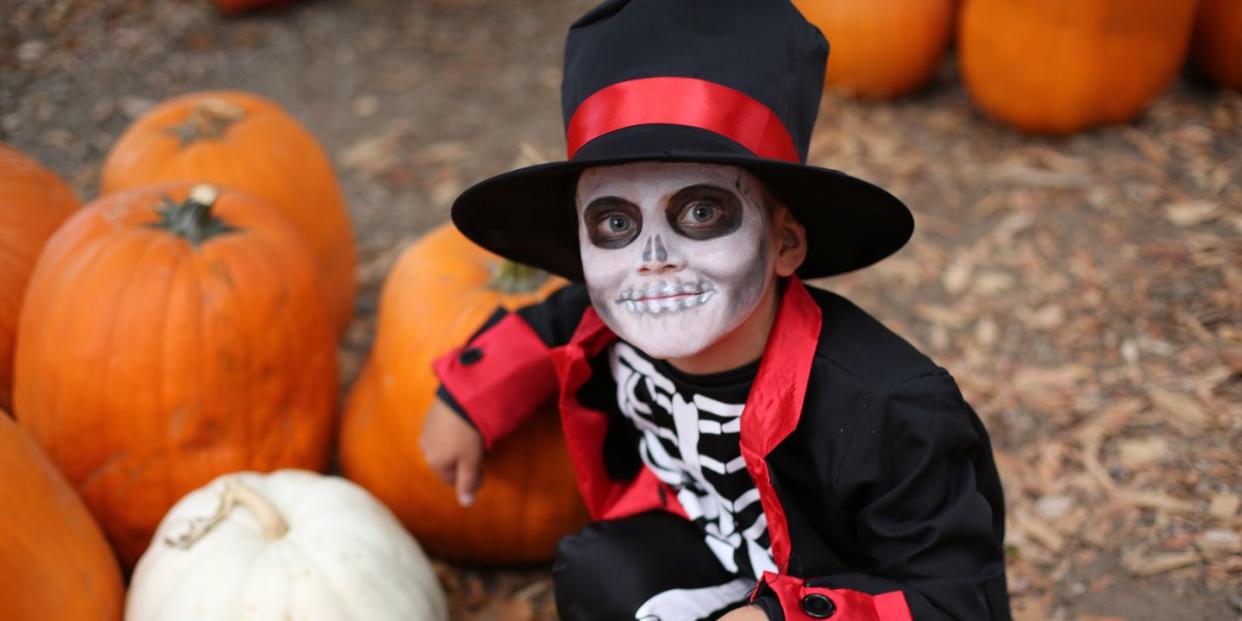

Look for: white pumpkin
[126,470,448,621]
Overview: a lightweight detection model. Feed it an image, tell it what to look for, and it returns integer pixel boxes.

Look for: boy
[420,1,1011,619]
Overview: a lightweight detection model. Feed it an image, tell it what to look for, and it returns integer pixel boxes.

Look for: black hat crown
[562,0,828,165]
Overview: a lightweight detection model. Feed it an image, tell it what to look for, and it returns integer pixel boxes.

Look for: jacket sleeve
[432,283,592,448]
[752,370,1010,621]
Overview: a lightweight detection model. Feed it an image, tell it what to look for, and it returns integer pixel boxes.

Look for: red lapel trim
[738,278,822,571]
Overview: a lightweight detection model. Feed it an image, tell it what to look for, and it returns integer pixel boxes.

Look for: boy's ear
[772,206,807,278]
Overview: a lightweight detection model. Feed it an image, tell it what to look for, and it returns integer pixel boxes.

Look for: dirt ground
[3,0,1239,619]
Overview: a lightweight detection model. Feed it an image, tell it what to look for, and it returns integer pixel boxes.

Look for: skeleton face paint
[577,162,773,359]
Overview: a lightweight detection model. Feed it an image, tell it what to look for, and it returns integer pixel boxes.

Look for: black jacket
[435,279,1011,620]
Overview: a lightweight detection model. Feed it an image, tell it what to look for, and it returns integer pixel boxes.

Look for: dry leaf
[1013,365,1092,388]
[119,95,155,119]
[1209,492,1241,520]
[1035,495,1075,521]
[340,122,411,176]
[1164,200,1220,227]
[1118,490,1198,515]
[416,141,469,166]
[1122,548,1200,576]
[1023,304,1065,330]
[975,317,999,347]
[973,271,1015,296]
[1195,529,1241,560]
[1013,511,1065,552]
[943,256,973,294]
[916,304,968,328]
[1010,596,1053,621]
[1116,437,1170,469]
[1147,388,1212,429]
[990,162,1090,188]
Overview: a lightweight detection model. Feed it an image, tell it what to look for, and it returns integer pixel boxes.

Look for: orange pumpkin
[0,145,79,412]
[959,0,1199,134]
[100,91,356,334]
[1,412,123,621]
[1191,0,1242,90]
[793,0,956,99]
[15,184,336,567]
[340,224,588,564]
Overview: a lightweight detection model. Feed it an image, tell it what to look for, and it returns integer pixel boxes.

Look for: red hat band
[566,77,802,164]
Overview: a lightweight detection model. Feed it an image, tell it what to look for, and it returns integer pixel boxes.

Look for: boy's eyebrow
[668,183,737,201]
[583,195,638,212]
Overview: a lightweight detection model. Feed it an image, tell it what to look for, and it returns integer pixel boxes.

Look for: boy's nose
[636,234,683,275]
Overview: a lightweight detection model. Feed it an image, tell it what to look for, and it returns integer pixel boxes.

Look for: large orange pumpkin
[1191,0,1242,90]
[15,184,337,567]
[959,0,1200,134]
[1,412,123,621]
[0,145,78,412]
[340,224,588,564]
[792,0,956,99]
[100,91,356,334]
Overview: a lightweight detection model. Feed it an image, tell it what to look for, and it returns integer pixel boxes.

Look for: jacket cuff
[432,313,558,449]
[751,573,912,621]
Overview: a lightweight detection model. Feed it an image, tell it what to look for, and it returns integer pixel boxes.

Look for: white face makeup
[576,162,774,360]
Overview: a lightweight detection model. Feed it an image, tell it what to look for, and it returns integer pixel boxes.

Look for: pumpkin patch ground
[2,1,1239,619]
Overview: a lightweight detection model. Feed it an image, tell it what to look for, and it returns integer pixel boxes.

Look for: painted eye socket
[668,185,742,240]
[583,199,642,249]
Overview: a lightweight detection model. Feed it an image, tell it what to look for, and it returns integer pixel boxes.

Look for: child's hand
[718,605,769,621]
[419,398,485,507]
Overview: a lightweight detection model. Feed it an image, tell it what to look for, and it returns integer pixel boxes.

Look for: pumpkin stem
[487,260,549,294]
[164,480,290,550]
[152,184,237,246]
[165,99,245,145]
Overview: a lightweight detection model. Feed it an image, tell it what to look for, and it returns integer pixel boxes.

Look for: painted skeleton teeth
[615,286,716,316]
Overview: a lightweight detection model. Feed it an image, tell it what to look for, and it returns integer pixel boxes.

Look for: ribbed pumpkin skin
[959,0,1199,134]
[14,183,336,567]
[340,224,589,564]
[0,413,123,621]
[0,145,79,412]
[1191,0,1242,90]
[100,91,356,334]
[793,0,956,99]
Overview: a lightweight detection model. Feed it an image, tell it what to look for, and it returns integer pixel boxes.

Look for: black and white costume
[610,341,776,581]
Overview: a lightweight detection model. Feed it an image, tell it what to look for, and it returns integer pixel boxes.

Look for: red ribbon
[566,77,800,163]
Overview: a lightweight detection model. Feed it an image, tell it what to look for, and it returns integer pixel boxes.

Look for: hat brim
[451,127,913,282]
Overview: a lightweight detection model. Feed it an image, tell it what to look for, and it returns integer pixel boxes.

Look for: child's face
[576,161,773,360]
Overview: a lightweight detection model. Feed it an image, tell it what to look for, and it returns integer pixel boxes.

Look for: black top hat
[451,0,913,282]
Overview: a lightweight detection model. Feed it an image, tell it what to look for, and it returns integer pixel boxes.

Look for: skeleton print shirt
[608,340,778,580]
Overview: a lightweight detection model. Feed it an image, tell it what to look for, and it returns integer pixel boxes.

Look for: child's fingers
[455,454,481,507]
[430,459,457,487]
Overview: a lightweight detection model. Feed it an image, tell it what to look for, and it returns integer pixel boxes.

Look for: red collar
[568,277,823,458]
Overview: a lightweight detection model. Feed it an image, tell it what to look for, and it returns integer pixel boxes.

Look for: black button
[459,347,483,365]
[801,593,836,618]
